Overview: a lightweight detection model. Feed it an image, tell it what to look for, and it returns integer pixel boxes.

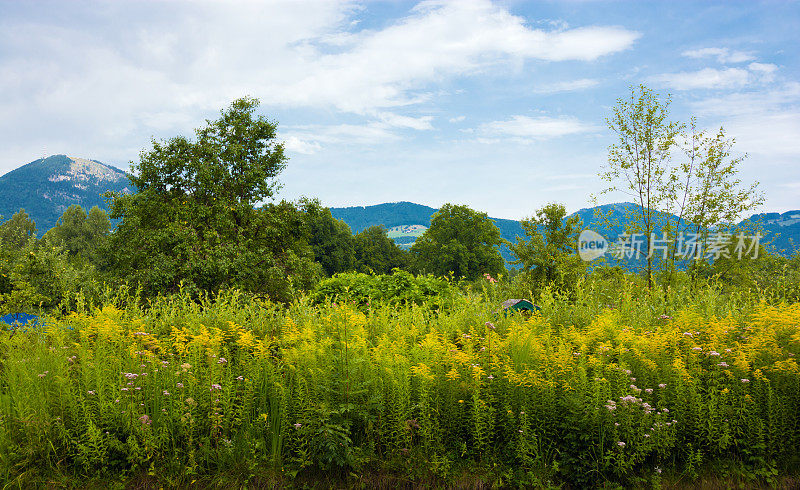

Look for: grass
[0,280,798,487]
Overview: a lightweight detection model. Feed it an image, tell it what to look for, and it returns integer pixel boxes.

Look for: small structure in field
[500,299,540,315]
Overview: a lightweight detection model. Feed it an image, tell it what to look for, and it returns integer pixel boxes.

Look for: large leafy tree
[354,225,408,274]
[106,97,319,300]
[509,203,585,292]
[43,205,111,261]
[411,203,504,280]
[300,199,357,276]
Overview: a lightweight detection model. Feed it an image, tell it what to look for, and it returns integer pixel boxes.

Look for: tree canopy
[598,84,763,288]
[509,202,585,293]
[411,203,504,280]
[105,97,319,300]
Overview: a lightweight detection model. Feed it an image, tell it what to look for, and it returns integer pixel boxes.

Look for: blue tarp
[1,313,40,329]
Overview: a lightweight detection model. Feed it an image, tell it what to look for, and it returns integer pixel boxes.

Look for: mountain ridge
[0,156,797,257]
[331,201,800,257]
[0,155,131,231]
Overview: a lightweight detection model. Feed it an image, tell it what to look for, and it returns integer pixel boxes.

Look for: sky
[0,0,798,220]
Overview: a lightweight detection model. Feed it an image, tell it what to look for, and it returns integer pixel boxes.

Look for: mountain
[331,201,526,261]
[739,210,800,255]
[331,201,526,242]
[330,202,439,234]
[0,155,131,231]
[331,201,800,263]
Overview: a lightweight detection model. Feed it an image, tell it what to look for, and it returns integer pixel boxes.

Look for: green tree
[411,203,504,280]
[599,85,683,288]
[509,203,585,292]
[598,85,763,288]
[106,97,319,300]
[669,121,764,282]
[300,199,357,276]
[0,209,37,251]
[353,225,408,274]
[43,205,111,260]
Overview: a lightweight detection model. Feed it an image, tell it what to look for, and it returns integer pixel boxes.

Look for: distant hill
[331,201,526,241]
[331,202,525,259]
[330,202,439,234]
[740,210,800,255]
[331,201,800,265]
[0,155,131,232]
[1,156,796,260]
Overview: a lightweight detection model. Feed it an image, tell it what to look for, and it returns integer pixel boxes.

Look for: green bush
[311,269,456,310]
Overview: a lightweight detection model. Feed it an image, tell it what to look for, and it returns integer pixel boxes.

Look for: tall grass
[0,281,798,487]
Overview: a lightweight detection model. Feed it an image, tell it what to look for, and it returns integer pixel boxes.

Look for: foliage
[311,269,455,309]
[300,198,357,276]
[0,208,107,315]
[1,283,799,486]
[412,203,505,280]
[105,98,319,300]
[509,203,586,294]
[43,205,111,262]
[0,209,37,251]
[353,225,408,274]
[599,85,683,287]
[598,85,763,288]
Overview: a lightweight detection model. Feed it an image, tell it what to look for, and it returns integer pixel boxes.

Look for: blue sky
[0,0,798,219]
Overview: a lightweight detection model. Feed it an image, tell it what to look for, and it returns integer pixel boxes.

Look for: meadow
[1,276,799,488]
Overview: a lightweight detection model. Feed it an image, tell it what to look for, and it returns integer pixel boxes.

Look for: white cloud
[280,121,406,155]
[378,112,434,130]
[692,82,800,117]
[477,115,597,140]
[682,47,754,64]
[449,115,466,123]
[0,0,640,172]
[748,62,778,83]
[280,1,639,113]
[533,78,599,94]
[282,136,322,155]
[724,112,800,159]
[691,83,800,161]
[650,67,751,90]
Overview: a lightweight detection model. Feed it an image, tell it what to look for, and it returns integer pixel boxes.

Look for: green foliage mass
[311,269,456,309]
[104,97,320,301]
[353,225,409,274]
[300,199,357,276]
[411,203,505,280]
[509,202,586,295]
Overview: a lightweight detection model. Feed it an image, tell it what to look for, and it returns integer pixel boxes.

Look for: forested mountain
[332,201,800,260]
[1,157,797,258]
[0,155,130,231]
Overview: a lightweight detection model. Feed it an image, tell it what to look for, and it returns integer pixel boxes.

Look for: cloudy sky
[1,0,798,219]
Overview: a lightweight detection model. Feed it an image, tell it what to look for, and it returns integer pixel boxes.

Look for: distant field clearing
[386,224,427,239]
